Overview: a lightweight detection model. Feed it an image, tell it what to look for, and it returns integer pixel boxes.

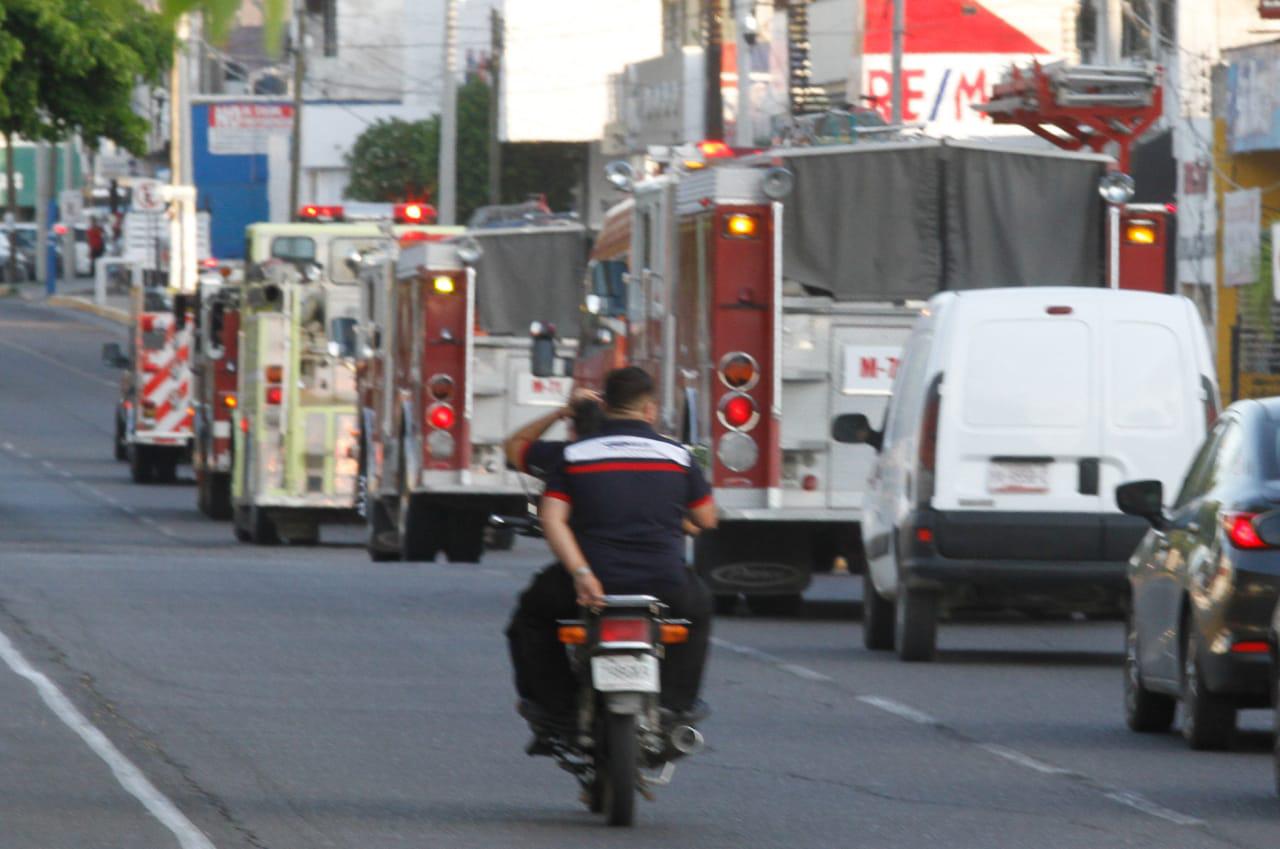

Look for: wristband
[571,566,592,578]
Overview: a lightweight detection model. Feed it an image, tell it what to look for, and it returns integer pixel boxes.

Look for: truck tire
[444,511,487,563]
[249,506,280,546]
[400,493,442,562]
[1182,629,1235,750]
[894,587,938,662]
[366,496,400,562]
[602,712,637,827]
[114,414,127,461]
[1124,611,1175,732]
[129,445,153,484]
[207,473,232,520]
[196,471,210,516]
[862,570,894,651]
[154,453,177,483]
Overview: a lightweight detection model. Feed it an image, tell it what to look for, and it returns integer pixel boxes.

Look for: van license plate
[987,461,1049,494]
[591,655,659,693]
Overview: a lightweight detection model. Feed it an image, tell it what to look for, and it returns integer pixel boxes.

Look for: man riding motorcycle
[505,367,716,738]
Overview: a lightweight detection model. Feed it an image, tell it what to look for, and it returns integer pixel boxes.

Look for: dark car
[1117,398,1280,750]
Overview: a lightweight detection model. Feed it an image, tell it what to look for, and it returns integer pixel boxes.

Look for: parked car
[1118,398,1280,749]
[0,223,37,280]
[834,287,1218,661]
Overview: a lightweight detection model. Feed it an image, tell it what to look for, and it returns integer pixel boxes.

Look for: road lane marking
[0,627,217,849]
[1104,790,1206,827]
[978,743,1073,775]
[856,695,939,726]
[0,335,117,388]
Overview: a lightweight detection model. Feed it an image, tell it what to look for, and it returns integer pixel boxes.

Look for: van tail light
[917,374,943,504]
[1222,512,1270,549]
[599,618,650,644]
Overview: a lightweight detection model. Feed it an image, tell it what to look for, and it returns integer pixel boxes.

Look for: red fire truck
[356,223,586,563]
[191,269,241,518]
[570,136,1174,613]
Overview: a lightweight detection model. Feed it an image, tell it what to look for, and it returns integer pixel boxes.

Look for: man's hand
[573,570,605,609]
[561,387,602,419]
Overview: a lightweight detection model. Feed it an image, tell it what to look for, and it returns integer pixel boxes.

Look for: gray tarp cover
[780,143,1106,300]
[465,226,588,335]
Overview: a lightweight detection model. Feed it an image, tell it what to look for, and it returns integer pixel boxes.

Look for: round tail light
[718,392,758,431]
[717,432,759,472]
[427,429,455,459]
[428,403,456,430]
[428,374,454,401]
[719,352,759,390]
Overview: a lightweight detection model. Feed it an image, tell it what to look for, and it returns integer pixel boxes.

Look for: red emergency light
[697,140,734,160]
[298,205,344,222]
[394,202,437,224]
[201,257,219,268]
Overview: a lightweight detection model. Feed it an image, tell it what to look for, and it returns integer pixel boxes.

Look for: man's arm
[685,456,718,530]
[504,408,564,472]
[539,495,605,608]
[688,499,718,530]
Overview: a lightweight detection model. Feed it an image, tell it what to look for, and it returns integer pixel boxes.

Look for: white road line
[855,694,940,726]
[0,335,117,388]
[978,743,1073,775]
[1104,790,1207,827]
[0,628,217,849]
[778,663,833,682]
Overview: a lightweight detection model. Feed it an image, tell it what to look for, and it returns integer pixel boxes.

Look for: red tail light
[599,618,650,644]
[719,393,757,431]
[917,374,943,505]
[1230,640,1270,654]
[428,403,455,430]
[1222,512,1268,549]
[266,386,283,405]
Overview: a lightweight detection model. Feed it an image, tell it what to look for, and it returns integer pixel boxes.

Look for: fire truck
[191,264,242,518]
[103,280,196,484]
[355,222,586,562]
[572,132,1173,613]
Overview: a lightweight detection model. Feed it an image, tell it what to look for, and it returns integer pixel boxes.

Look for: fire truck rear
[229,261,361,544]
[191,266,241,519]
[355,225,584,563]
[104,282,196,484]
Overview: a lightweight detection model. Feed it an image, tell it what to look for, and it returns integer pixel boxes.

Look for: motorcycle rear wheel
[603,712,637,827]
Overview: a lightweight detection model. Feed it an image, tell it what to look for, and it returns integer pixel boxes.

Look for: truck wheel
[366,496,400,562]
[602,712,637,827]
[862,570,894,651]
[207,473,232,520]
[196,471,210,516]
[745,594,803,617]
[114,414,127,461]
[894,587,939,662]
[154,453,177,483]
[1124,611,1175,732]
[444,511,487,563]
[1182,630,1235,750]
[129,445,153,484]
[249,506,280,546]
[400,494,442,562]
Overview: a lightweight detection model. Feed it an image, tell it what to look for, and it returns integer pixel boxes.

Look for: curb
[46,295,130,326]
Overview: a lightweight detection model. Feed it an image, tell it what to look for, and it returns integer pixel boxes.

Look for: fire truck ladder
[974,62,1163,173]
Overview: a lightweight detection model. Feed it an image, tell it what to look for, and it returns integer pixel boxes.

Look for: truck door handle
[1078,458,1099,495]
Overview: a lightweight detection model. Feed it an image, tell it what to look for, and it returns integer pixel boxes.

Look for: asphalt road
[0,295,1277,848]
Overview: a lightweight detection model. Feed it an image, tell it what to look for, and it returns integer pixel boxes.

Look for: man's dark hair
[604,366,655,412]
[570,396,604,438]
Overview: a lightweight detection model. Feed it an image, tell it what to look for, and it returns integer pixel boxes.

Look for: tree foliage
[345,78,587,223]
[159,0,287,47]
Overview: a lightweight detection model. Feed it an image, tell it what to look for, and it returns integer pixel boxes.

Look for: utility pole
[734,0,752,147]
[34,142,48,284]
[288,0,306,220]
[1096,0,1122,64]
[488,8,503,206]
[438,0,459,226]
[891,0,905,124]
[1148,0,1160,60]
[61,139,74,290]
[704,0,724,141]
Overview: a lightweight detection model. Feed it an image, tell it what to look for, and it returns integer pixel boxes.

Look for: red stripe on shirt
[544,490,571,502]
[518,440,532,473]
[566,461,686,475]
[688,494,712,509]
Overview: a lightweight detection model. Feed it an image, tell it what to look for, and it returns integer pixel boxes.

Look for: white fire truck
[355,223,585,562]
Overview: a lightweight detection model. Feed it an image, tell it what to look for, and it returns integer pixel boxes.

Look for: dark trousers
[505,564,712,715]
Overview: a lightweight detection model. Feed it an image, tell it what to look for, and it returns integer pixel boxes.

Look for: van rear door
[932,295,1104,561]
[1098,296,1204,558]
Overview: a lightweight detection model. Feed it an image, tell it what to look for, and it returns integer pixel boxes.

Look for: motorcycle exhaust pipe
[670,725,704,755]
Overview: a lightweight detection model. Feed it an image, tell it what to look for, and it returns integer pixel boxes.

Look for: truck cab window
[271,236,317,265]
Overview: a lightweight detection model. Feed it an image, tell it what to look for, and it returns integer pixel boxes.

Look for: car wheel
[862,569,894,651]
[894,587,938,662]
[1124,611,1175,732]
[1182,630,1235,750]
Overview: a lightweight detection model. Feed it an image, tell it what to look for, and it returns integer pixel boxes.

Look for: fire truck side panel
[131,310,195,447]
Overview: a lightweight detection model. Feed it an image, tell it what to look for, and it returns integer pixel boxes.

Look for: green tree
[343,118,441,205]
[0,0,172,280]
[160,0,287,46]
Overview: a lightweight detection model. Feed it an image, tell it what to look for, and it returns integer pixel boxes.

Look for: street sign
[132,179,166,212]
[58,189,83,223]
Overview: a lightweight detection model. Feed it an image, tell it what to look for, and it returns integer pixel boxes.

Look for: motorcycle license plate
[591,654,659,693]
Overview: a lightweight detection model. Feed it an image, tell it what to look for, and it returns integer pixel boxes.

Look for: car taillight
[428,403,455,430]
[428,374,454,401]
[719,393,757,431]
[918,374,943,504]
[599,618,650,644]
[1222,511,1269,549]
[719,351,759,390]
[266,386,283,405]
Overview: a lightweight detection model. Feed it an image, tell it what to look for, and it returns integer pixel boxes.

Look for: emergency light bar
[394,202,437,224]
[298,205,344,222]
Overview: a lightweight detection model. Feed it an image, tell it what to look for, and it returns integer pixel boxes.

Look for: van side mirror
[101,342,129,370]
[832,413,882,451]
[1116,480,1166,528]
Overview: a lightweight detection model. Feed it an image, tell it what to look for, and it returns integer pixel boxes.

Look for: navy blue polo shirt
[544,419,712,593]
[516,440,567,479]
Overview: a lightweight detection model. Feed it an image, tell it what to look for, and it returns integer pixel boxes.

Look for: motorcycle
[492,514,706,827]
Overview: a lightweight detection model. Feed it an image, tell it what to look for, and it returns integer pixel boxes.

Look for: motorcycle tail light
[557,625,587,645]
[659,623,689,644]
[599,618,650,644]
[1230,640,1270,654]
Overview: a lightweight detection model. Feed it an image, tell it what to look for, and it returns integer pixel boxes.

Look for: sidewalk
[1,275,130,325]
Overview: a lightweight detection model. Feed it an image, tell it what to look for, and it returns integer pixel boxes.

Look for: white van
[833,287,1218,661]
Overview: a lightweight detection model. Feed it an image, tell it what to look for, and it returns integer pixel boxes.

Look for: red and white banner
[208,103,294,156]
